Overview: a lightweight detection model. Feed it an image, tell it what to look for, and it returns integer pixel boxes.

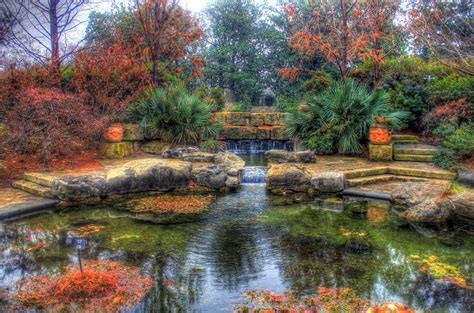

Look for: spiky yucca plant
[130,84,222,145]
[286,80,409,154]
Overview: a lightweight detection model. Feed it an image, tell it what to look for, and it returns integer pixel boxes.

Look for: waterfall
[242,166,268,184]
[225,140,294,154]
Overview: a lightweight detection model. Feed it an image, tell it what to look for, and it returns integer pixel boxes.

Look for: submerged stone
[311,171,345,193]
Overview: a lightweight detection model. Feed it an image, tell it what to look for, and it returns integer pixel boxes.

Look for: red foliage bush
[3,87,92,167]
[423,98,473,131]
[12,260,155,311]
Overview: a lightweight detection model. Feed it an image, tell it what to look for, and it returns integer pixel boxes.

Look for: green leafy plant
[286,80,409,154]
[433,123,474,170]
[130,84,222,145]
[304,130,338,155]
[200,139,225,153]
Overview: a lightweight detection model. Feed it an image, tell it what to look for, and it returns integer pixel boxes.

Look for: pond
[1,160,473,312]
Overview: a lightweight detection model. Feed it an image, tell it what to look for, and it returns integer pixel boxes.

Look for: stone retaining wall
[100,113,291,159]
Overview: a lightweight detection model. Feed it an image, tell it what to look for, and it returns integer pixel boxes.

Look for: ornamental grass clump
[11,260,155,311]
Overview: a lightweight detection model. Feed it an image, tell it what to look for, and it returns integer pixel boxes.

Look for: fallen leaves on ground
[340,227,367,237]
[78,225,105,237]
[11,260,155,312]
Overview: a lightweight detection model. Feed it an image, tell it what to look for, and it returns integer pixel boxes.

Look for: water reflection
[1,184,473,312]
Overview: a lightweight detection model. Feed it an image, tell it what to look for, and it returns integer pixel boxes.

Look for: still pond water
[1,155,473,312]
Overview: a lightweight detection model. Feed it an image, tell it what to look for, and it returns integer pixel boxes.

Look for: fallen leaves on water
[131,194,215,215]
[340,227,367,237]
[10,260,155,312]
[235,288,415,313]
[410,255,473,290]
[78,225,105,237]
[26,242,49,252]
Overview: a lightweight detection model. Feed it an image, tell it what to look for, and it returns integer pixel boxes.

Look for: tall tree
[204,0,267,105]
[408,0,473,76]
[0,0,90,85]
[133,0,204,86]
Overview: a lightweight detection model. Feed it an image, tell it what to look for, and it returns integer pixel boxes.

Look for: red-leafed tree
[4,88,90,167]
[361,0,401,87]
[132,0,205,86]
[282,0,368,81]
[72,44,150,135]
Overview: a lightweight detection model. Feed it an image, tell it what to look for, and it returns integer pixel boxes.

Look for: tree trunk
[340,0,348,81]
[49,0,61,88]
[373,0,381,88]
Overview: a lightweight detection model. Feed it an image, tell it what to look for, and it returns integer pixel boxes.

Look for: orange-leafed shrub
[3,87,92,167]
[11,260,155,311]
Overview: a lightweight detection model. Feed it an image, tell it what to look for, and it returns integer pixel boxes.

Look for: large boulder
[391,182,449,209]
[266,164,312,193]
[457,170,474,186]
[105,158,191,194]
[449,192,474,220]
[122,123,144,141]
[191,166,227,189]
[289,151,316,163]
[182,152,216,163]
[141,141,172,155]
[52,175,106,201]
[311,171,345,193]
[162,146,199,159]
[100,142,134,159]
[214,152,245,188]
[265,150,290,163]
[400,199,452,223]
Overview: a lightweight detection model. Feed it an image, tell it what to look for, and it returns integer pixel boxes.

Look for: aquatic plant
[410,255,474,290]
[11,260,155,311]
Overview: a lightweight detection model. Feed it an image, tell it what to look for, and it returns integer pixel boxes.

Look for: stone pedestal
[369,143,393,161]
[100,142,134,159]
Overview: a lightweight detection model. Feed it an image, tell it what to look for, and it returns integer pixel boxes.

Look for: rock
[105,158,191,194]
[271,126,289,140]
[213,112,227,124]
[264,113,286,125]
[226,112,252,126]
[369,143,393,161]
[250,113,265,126]
[266,164,312,193]
[221,126,257,140]
[100,142,134,159]
[457,169,474,186]
[256,126,272,139]
[191,166,227,189]
[214,152,245,169]
[265,150,290,163]
[52,175,106,201]
[143,126,160,140]
[182,152,216,163]
[391,182,448,209]
[289,150,316,163]
[449,192,474,220]
[122,124,144,141]
[225,176,240,189]
[141,141,172,155]
[162,146,199,159]
[401,199,452,223]
[311,171,345,193]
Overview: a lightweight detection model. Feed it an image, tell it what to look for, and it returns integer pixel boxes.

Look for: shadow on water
[1,184,473,312]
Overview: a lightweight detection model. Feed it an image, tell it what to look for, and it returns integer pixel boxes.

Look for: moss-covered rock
[221,126,257,140]
[122,124,144,141]
[100,142,134,159]
[271,126,289,140]
[266,164,313,193]
[256,126,272,139]
[141,141,172,155]
[369,143,393,161]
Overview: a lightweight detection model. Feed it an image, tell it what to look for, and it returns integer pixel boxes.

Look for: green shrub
[209,87,226,112]
[200,139,225,153]
[304,131,337,155]
[302,70,333,100]
[286,80,409,154]
[129,84,222,145]
[277,102,300,113]
[433,123,474,170]
[428,75,474,107]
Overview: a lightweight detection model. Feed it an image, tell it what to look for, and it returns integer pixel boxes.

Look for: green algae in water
[1,187,473,312]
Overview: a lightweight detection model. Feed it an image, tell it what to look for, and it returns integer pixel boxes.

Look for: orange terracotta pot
[103,124,124,143]
[369,123,391,145]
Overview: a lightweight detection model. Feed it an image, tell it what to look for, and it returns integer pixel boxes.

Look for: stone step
[388,166,455,180]
[343,167,389,179]
[12,180,52,198]
[394,154,433,163]
[394,147,437,156]
[393,139,420,144]
[392,134,419,141]
[346,174,433,187]
[23,173,56,187]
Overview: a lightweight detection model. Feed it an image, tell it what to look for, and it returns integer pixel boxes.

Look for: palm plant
[286,80,409,154]
[130,84,222,145]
